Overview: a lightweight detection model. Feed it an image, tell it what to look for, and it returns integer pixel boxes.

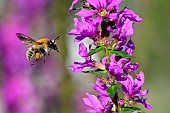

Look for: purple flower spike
[68,0,151,111]
[69,43,95,72]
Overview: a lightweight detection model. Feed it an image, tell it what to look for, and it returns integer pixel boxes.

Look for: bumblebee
[16,33,60,65]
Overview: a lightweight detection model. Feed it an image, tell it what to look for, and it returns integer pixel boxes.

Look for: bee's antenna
[54,36,60,42]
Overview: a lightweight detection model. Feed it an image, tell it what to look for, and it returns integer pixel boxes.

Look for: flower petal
[86,110,98,113]
[69,62,85,72]
[87,0,100,9]
[74,36,86,42]
[76,9,97,17]
[107,13,118,20]
[79,43,88,56]
[102,56,109,66]
[137,98,152,109]
[68,0,79,13]
[134,71,144,88]
[107,0,122,11]
[98,0,107,9]
[83,93,104,112]
[121,19,134,37]
[135,88,149,97]
[121,9,142,22]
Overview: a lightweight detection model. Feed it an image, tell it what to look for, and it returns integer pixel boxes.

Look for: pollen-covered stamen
[98,9,107,17]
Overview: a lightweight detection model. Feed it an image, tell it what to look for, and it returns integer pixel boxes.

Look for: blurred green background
[0,0,169,113]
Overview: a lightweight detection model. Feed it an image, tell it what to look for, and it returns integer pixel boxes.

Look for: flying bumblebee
[16,33,60,65]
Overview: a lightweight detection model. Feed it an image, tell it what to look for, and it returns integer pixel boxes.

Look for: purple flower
[69,43,95,72]
[76,0,122,21]
[123,62,139,73]
[107,8,142,41]
[119,71,152,109]
[108,18,135,40]
[125,39,135,55]
[83,93,105,113]
[91,78,110,106]
[102,54,128,76]
[68,17,99,42]
[119,8,142,22]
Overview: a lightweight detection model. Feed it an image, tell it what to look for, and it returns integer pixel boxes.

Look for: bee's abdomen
[26,47,36,61]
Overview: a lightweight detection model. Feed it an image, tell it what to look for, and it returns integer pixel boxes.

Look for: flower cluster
[68,0,152,113]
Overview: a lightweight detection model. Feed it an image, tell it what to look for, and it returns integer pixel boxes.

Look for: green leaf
[111,50,134,58]
[87,46,105,56]
[107,85,117,98]
[130,106,145,113]
[81,69,107,74]
[122,107,131,112]
[122,107,145,113]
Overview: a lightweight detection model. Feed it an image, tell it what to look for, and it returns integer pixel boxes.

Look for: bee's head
[48,36,60,52]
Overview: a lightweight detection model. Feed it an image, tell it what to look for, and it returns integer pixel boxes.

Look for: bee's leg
[43,56,46,63]
[43,52,46,63]
[48,49,51,55]
[31,59,38,66]
[56,47,59,52]
[31,52,41,65]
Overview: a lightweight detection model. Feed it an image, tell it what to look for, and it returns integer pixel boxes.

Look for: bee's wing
[16,33,36,46]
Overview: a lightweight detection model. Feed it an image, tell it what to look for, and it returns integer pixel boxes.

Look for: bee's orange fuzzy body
[34,38,49,45]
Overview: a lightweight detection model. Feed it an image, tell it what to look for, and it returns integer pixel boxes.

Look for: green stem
[105,45,111,63]
[113,92,121,113]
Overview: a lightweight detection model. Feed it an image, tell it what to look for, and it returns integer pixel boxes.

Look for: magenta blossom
[68,17,100,42]
[125,39,135,55]
[119,8,142,22]
[83,93,105,113]
[69,43,95,72]
[102,54,128,76]
[76,0,122,21]
[123,62,139,73]
[119,71,152,109]
[91,78,111,106]
[108,8,142,41]
[83,93,113,113]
